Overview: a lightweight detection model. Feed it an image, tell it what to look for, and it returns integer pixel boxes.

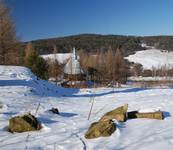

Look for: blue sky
[5,0,173,41]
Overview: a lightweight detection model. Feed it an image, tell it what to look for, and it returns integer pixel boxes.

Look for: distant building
[41,47,85,83]
[64,48,81,74]
[63,48,84,81]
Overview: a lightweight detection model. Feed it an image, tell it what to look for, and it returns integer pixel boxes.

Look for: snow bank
[0,65,36,81]
[0,65,78,97]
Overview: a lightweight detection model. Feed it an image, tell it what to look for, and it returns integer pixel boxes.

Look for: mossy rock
[85,120,116,139]
[9,113,41,133]
[100,104,128,122]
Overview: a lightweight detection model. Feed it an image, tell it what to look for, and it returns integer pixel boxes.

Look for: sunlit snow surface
[126,49,173,69]
[41,53,72,64]
[0,66,173,150]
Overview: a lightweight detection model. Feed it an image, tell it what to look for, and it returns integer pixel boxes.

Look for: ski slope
[0,66,173,150]
[126,49,173,69]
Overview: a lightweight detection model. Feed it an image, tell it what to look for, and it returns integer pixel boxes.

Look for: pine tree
[0,0,19,64]
[25,42,48,80]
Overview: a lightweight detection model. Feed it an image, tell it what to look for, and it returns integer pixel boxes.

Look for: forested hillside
[25,34,173,56]
[141,36,173,51]
[29,34,143,56]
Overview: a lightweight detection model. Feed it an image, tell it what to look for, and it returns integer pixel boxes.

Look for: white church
[41,47,84,82]
[64,47,82,75]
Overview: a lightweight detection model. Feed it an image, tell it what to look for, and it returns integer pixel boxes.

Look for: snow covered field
[126,49,173,69]
[0,66,173,150]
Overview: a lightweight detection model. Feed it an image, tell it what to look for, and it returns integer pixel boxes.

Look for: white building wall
[64,48,82,75]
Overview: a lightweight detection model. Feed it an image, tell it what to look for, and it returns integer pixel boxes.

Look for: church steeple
[72,47,77,60]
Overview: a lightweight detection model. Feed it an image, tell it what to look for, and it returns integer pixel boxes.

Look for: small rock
[49,108,59,114]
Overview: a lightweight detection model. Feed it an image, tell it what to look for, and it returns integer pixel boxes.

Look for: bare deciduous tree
[0,0,20,64]
[24,42,35,64]
[79,48,129,85]
[113,48,128,86]
[47,45,63,84]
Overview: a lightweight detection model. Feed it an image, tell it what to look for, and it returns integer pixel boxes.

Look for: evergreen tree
[25,42,48,80]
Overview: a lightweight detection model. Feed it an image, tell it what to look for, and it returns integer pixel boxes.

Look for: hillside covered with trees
[29,34,143,56]
[140,36,173,51]
[28,34,173,56]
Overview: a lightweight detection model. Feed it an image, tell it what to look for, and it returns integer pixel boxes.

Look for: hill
[29,34,143,56]
[26,34,173,57]
[126,49,173,69]
[141,36,173,51]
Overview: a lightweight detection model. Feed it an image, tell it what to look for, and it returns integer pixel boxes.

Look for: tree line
[79,48,129,86]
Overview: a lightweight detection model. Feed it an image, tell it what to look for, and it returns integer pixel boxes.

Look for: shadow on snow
[69,88,149,98]
[0,79,162,98]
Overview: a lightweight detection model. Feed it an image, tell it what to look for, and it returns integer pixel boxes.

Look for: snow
[41,53,72,64]
[138,108,160,113]
[128,76,173,81]
[126,49,173,69]
[0,65,173,150]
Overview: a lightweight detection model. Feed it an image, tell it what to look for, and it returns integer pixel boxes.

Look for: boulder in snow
[9,113,41,133]
[99,104,128,122]
[85,120,116,139]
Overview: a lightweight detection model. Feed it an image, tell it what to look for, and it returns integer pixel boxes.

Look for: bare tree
[105,48,115,81]
[24,42,35,64]
[113,48,128,87]
[132,63,143,77]
[79,48,129,85]
[47,45,63,84]
[0,0,20,64]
